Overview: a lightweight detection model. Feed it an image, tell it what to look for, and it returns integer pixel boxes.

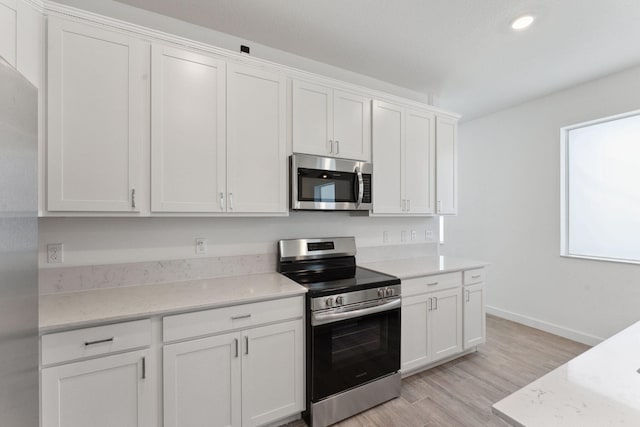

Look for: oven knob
[336,296,344,305]
[385,287,394,297]
[377,288,385,298]
[325,297,334,307]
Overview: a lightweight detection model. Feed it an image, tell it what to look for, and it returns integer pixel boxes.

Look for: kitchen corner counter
[492,319,640,426]
[360,255,488,280]
[39,272,307,333]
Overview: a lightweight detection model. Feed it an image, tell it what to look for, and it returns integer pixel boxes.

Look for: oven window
[311,308,400,401]
[298,168,356,203]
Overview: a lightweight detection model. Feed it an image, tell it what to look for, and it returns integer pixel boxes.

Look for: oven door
[291,154,372,211]
[310,303,400,401]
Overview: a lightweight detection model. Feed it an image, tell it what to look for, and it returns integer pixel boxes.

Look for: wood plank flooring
[285,315,590,427]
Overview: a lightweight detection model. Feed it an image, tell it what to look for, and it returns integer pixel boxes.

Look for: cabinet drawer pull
[131,188,136,208]
[433,297,438,310]
[84,337,114,346]
[329,140,333,153]
[471,275,481,279]
[220,192,225,210]
[245,336,249,355]
[231,314,251,320]
[229,192,234,210]
[427,281,439,286]
[234,338,239,358]
[141,356,146,379]
[466,290,470,302]
[335,140,340,154]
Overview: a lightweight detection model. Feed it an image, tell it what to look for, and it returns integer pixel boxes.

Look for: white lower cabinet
[401,287,462,372]
[401,268,485,375]
[41,349,154,427]
[163,298,304,427]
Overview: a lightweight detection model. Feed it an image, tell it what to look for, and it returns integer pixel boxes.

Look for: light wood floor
[286,315,590,427]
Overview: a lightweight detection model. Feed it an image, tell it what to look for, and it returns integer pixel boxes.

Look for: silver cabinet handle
[244,336,249,355]
[229,192,234,210]
[437,200,442,213]
[355,166,364,208]
[427,297,432,311]
[231,314,251,320]
[402,199,406,211]
[472,275,481,279]
[466,290,470,302]
[84,337,114,346]
[407,199,411,211]
[141,357,146,379]
[131,188,136,208]
[329,140,333,153]
[220,192,225,210]
[434,297,438,310]
[427,281,438,286]
[234,338,239,358]
[335,140,340,154]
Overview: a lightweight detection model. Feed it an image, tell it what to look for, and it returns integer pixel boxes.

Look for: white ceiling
[114,0,640,120]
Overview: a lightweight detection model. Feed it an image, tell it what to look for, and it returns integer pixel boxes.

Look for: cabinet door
[333,90,371,161]
[163,333,241,427]
[429,287,462,362]
[41,349,153,427]
[292,79,333,157]
[226,63,287,213]
[241,320,303,427]
[151,45,226,212]
[405,109,435,214]
[47,17,146,212]
[372,100,404,214]
[401,294,430,373]
[464,284,486,349]
[436,116,458,215]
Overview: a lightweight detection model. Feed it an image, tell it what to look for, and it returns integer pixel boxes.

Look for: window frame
[560,109,640,265]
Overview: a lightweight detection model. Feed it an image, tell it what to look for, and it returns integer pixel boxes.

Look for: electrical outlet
[47,243,63,264]
[382,231,389,244]
[426,230,434,241]
[401,231,407,242]
[195,238,208,255]
[411,230,417,241]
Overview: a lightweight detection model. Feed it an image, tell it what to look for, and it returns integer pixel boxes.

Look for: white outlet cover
[195,238,208,254]
[411,230,417,241]
[47,243,63,264]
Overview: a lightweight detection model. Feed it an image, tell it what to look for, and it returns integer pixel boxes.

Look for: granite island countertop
[39,272,307,333]
[493,319,640,426]
[360,255,488,280]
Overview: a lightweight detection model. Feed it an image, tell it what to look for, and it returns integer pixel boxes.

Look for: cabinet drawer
[463,269,485,285]
[402,272,462,297]
[163,296,304,343]
[41,319,151,366]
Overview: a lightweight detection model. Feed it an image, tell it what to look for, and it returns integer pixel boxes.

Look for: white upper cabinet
[292,80,371,161]
[151,45,226,213]
[372,100,435,215]
[436,115,458,215]
[47,17,147,212]
[226,62,287,214]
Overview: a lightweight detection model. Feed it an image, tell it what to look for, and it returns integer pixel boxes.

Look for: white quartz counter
[360,255,488,280]
[39,272,307,333]
[493,320,640,426]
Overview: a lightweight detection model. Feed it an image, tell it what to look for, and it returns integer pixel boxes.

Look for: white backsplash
[39,243,436,294]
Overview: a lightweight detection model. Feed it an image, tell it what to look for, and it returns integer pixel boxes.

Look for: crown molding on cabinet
[42,1,459,119]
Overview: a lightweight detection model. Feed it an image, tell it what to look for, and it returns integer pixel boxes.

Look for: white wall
[443,65,640,345]
[39,214,438,268]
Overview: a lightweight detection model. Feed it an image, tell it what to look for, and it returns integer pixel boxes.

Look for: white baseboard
[486,305,603,346]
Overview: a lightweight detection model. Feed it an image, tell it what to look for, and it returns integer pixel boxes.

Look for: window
[561,110,640,263]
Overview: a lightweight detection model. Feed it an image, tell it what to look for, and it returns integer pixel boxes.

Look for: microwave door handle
[355,167,364,208]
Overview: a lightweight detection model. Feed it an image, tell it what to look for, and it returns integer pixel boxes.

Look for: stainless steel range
[277,237,401,427]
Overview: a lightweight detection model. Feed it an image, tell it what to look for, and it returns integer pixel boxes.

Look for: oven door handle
[311,298,401,326]
[354,167,364,208]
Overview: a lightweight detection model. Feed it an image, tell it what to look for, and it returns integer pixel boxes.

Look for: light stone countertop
[493,319,640,426]
[360,255,488,280]
[39,272,307,333]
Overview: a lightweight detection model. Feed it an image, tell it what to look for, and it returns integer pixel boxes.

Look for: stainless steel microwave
[290,154,372,211]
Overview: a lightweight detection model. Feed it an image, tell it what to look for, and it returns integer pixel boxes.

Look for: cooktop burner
[277,237,400,297]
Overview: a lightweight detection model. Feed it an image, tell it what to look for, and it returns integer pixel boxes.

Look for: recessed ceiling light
[511,15,535,30]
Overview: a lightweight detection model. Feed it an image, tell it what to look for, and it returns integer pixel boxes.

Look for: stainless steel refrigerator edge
[0,57,39,426]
